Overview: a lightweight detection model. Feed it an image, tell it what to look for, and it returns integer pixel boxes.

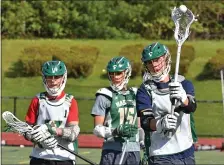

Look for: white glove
[40,137,58,149]
[93,125,112,138]
[31,125,51,143]
[169,82,187,104]
[156,112,180,133]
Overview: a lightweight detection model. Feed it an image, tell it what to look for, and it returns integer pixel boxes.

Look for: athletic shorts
[99,149,140,165]
[30,157,74,165]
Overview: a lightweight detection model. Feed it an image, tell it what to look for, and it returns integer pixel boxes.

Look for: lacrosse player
[24,60,80,165]
[136,42,197,165]
[91,56,144,165]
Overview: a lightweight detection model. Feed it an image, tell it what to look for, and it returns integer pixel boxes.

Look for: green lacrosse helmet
[107,56,132,91]
[141,42,171,82]
[141,42,169,62]
[42,61,67,96]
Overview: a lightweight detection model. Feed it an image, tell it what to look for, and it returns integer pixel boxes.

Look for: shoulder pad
[96,88,112,98]
[129,87,138,95]
[65,94,74,103]
[36,92,46,100]
[177,75,185,82]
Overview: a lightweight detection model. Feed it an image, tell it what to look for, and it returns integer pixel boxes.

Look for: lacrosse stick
[221,69,224,116]
[2,111,98,165]
[169,5,197,138]
[119,113,137,165]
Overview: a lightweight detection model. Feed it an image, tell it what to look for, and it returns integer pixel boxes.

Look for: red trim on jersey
[25,97,39,125]
[67,98,79,123]
[25,91,79,125]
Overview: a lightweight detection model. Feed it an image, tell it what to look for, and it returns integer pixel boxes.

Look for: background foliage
[1,1,223,39]
[2,40,224,136]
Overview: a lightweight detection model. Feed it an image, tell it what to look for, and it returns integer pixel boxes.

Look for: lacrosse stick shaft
[119,114,137,165]
[57,144,98,165]
[168,43,183,138]
[119,140,128,165]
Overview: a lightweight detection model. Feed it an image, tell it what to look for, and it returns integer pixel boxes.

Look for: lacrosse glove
[30,125,52,143]
[40,136,58,149]
[169,82,187,106]
[113,124,138,138]
[156,112,179,134]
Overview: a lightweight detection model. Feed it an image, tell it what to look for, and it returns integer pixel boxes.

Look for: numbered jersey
[93,87,140,152]
[109,89,138,142]
[28,92,78,161]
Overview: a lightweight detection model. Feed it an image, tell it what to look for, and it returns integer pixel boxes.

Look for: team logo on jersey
[115,100,135,107]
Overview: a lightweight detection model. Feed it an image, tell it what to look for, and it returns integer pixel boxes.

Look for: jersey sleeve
[25,97,39,125]
[67,98,79,123]
[181,80,195,96]
[91,95,111,116]
[136,84,152,116]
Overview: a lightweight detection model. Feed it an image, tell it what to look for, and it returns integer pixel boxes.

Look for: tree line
[1,0,223,39]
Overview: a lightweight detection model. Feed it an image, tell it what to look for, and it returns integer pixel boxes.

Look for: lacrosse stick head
[2,111,33,135]
[171,5,197,45]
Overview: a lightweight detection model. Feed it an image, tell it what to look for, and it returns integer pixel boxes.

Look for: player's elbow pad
[93,125,112,138]
[182,96,197,114]
[140,109,155,132]
[141,116,154,132]
[62,125,80,142]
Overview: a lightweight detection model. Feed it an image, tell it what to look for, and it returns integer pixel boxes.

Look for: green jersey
[91,87,140,152]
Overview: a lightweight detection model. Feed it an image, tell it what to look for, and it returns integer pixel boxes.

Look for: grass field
[2,146,224,164]
[2,39,224,135]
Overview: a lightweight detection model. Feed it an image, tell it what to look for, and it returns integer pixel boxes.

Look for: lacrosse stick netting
[2,111,34,134]
[171,6,197,47]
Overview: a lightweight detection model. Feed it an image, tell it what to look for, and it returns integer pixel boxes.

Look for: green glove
[46,121,57,136]
[114,124,138,137]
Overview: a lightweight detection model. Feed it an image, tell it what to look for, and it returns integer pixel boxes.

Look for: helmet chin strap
[110,79,129,92]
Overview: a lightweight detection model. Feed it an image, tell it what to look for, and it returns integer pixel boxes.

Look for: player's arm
[136,85,156,131]
[24,97,39,141]
[170,80,197,114]
[25,97,39,125]
[49,98,80,142]
[91,92,112,138]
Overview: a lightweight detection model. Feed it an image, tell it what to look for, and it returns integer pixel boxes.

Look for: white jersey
[142,76,193,156]
[30,93,76,161]
[150,91,193,156]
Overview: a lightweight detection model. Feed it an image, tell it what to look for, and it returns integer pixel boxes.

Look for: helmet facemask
[144,52,171,82]
[42,73,67,96]
[108,66,131,92]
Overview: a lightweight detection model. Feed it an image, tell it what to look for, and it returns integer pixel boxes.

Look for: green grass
[2,146,224,164]
[2,39,224,135]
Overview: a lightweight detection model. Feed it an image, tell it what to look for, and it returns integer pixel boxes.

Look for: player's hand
[30,125,51,143]
[156,112,179,133]
[169,82,187,105]
[113,124,138,138]
[40,136,58,149]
